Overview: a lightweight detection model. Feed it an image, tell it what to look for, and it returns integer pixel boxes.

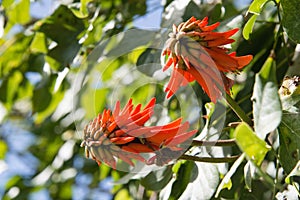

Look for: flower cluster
[81,98,197,168]
[82,16,253,168]
[162,16,253,102]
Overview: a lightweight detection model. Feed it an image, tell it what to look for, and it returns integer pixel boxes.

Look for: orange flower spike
[162,16,253,102]
[82,98,197,167]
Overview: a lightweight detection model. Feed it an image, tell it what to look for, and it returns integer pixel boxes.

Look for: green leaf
[80,0,93,17]
[285,161,300,184]
[0,140,8,159]
[33,5,85,65]
[106,29,156,58]
[81,88,108,119]
[278,111,300,174]
[5,0,30,25]
[140,166,173,191]
[168,161,195,200]
[248,0,269,15]
[182,0,201,20]
[35,5,85,44]
[0,71,23,108]
[233,122,271,166]
[252,57,282,139]
[33,75,67,123]
[243,15,257,40]
[30,32,48,54]
[178,162,219,200]
[281,0,300,43]
[136,48,161,77]
[32,84,52,113]
[215,154,245,198]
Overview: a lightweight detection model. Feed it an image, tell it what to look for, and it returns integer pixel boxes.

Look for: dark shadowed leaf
[140,166,173,191]
[281,0,300,43]
[136,48,161,77]
[278,112,300,174]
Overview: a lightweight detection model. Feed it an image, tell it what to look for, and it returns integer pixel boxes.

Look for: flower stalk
[179,154,240,163]
[225,93,253,126]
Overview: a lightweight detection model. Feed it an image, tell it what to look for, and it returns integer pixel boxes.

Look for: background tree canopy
[0,0,299,199]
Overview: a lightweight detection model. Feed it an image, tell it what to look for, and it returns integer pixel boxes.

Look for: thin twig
[179,154,240,163]
[191,139,237,147]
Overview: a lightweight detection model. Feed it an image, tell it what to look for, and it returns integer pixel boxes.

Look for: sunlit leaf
[0,140,8,159]
[281,0,300,43]
[243,15,257,40]
[0,71,23,108]
[30,32,48,54]
[248,0,269,15]
[115,188,133,200]
[252,57,282,139]
[80,0,93,17]
[233,123,271,166]
[4,0,30,34]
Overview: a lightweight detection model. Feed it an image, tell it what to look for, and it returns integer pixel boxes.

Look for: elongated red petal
[164,130,197,146]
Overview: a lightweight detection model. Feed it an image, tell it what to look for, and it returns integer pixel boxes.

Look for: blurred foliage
[0,0,299,199]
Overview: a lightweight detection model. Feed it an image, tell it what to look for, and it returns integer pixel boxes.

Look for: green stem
[179,154,240,163]
[191,139,236,147]
[225,93,253,126]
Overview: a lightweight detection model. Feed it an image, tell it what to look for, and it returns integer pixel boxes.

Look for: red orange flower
[162,16,253,102]
[81,98,197,168]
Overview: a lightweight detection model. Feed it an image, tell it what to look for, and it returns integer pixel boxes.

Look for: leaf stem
[179,154,240,163]
[225,93,253,126]
[191,139,236,147]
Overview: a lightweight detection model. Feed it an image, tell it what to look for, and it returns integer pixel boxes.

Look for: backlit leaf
[248,0,269,15]
[243,15,257,40]
[233,122,271,166]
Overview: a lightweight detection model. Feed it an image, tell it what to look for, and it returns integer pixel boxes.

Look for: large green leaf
[35,5,85,44]
[233,122,271,166]
[252,57,282,139]
[281,0,300,43]
[34,5,85,66]
[168,161,195,200]
[178,162,219,200]
[106,29,156,58]
[278,111,300,174]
